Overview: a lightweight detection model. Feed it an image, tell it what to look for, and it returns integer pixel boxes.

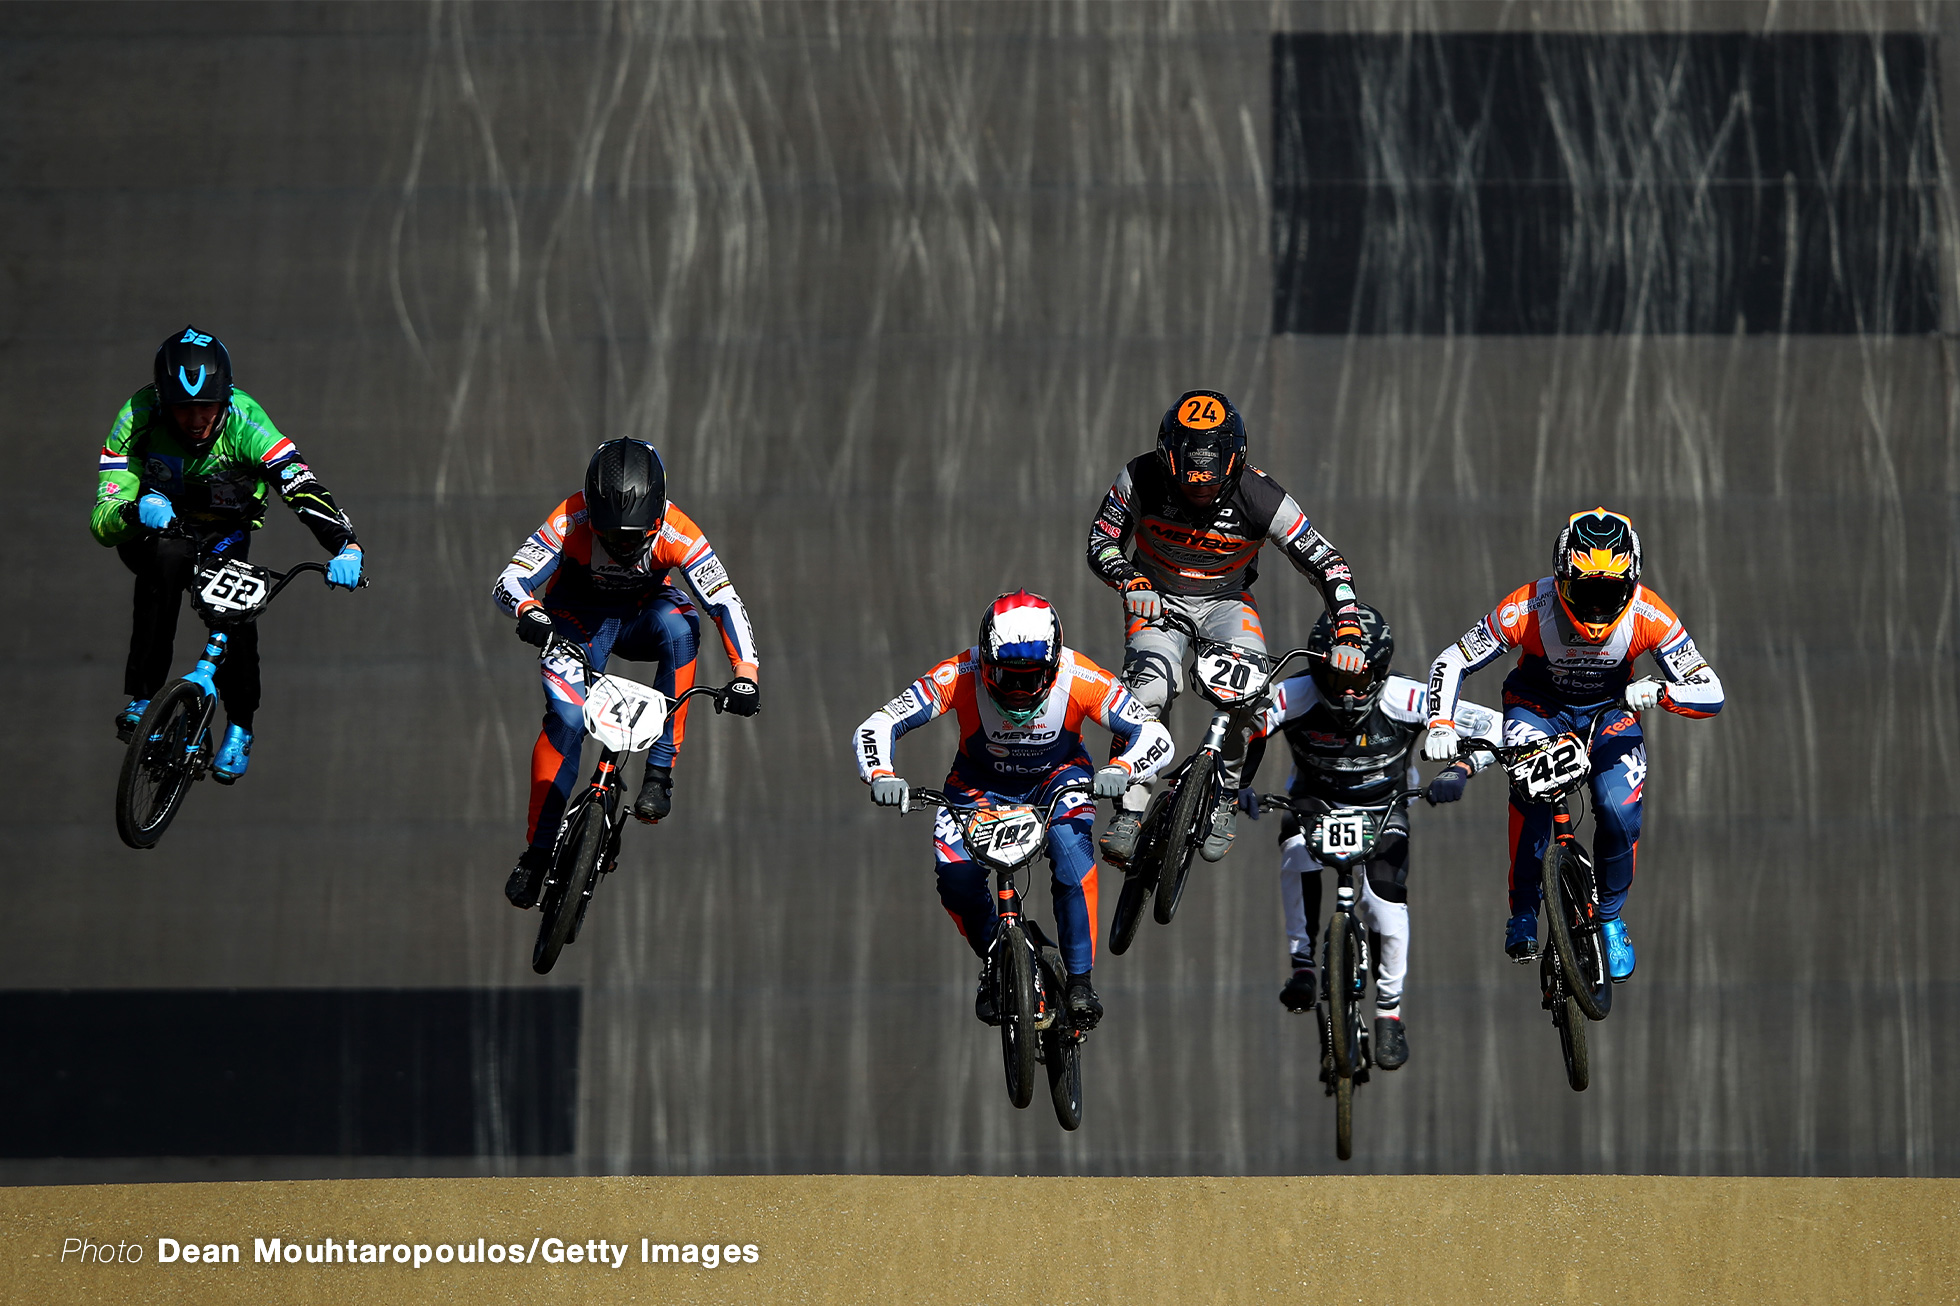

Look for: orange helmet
[1553,508,1641,642]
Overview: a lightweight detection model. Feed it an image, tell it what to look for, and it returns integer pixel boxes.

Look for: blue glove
[326,545,363,589]
[1425,765,1470,805]
[1237,787,1261,819]
[137,492,176,530]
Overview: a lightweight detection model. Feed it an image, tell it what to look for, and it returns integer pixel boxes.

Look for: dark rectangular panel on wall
[0,989,580,1157]
[1273,32,1942,335]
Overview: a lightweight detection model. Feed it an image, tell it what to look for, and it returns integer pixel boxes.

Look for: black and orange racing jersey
[1086,453,1362,623]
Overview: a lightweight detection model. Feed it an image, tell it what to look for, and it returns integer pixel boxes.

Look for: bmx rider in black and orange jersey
[1086,389,1370,865]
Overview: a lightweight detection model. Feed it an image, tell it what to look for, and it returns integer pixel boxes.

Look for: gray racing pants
[1116,590,1266,813]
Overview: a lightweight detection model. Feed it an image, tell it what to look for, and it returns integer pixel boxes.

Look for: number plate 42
[583,675,670,753]
[1507,733,1590,800]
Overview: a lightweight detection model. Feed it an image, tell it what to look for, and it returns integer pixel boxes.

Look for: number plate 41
[583,675,670,753]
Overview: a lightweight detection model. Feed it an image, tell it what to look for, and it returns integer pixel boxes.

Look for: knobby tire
[1044,1026,1083,1131]
[1327,914,1356,1078]
[1557,994,1591,1091]
[533,803,599,974]
[115,680,207,850]
[1335,1071,1354,1161]
[999,925,1038,1109]
[1544,837,1609,1022]
[1153,751,1215,925]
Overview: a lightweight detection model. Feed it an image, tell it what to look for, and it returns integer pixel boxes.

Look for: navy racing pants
[932,767,1100,976]
[1502,689,1646,922]
[527,586,700,851]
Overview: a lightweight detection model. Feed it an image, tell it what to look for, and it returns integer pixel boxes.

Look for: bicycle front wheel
[115,680,207,850]
[1335,1071,1354,1161]
[998,924,1038,1109]
[1544,837,1609,1021]
[1326,913,1360,1078]
[1556,994,1590,1091]
[1153,752,1215,925]
[534,803,604,975]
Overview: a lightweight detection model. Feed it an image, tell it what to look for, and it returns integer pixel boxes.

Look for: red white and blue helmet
[977,590,1062,725]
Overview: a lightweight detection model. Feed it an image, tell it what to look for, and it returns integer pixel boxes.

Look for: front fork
[990,875,1058,1033]
[173,631,229,773]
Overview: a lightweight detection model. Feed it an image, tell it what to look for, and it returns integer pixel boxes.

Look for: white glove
[1123,583,1161,623]
[870,776,908,807]
[1625,677,1664,711]
[1421,723,1459,763]
[1092,765,1130,799]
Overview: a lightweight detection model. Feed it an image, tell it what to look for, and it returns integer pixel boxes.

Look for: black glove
[516,606,556,649]
[722,677,759,716]
[1425,764,1470,805]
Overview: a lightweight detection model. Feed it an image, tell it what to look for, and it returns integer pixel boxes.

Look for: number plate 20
[1507,733,1590,800]
[1311,810,1374,860]
[583,675,670,753]
[1196,649,1266,705]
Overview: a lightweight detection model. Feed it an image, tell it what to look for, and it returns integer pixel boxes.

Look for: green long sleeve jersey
[91,386,356,553]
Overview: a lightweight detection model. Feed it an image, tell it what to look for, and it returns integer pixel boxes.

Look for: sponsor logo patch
[882,688,921,719]
[690,556,730,596]
[1661,639,1708,681]
[1459,623,1499,662]
[933,665,958,686]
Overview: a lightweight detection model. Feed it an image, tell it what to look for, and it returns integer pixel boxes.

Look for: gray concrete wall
[3,0,1954,1177]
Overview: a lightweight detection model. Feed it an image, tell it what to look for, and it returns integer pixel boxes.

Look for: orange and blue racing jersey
[493,492,759,677]
[855,647,1174,800]
[1427,577,1724,724]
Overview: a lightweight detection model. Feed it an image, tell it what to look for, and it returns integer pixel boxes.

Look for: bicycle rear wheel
[1153,752,1215,925]
[533,803,603,974]
[1555,993,1590,1091]
[115,681,207,850]
[1543,837,1610,1021]
[998,924,1038,1109]
[1044,1027,1082,1131]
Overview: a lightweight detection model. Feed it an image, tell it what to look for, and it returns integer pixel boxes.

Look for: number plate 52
[1508,733,1590,800]
[196,561,270,614]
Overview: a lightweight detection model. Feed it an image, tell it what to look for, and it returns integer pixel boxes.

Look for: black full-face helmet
[1156,389,1248,510]
[153,325,234,446]
[584,439,667,565]
[1553,507,1642,643]
[1306,603,1393,726]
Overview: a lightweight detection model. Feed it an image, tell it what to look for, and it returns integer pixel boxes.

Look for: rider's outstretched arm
[665,507,760,681]
[1640,596,1724,719]
[1425,583,1531,730]
[260,444,357,555]
[1068,661,1173,782]
[854,655,961,784]
[1085,465,1145,591]
[1262,488,1363,636]
[492,500,572,620]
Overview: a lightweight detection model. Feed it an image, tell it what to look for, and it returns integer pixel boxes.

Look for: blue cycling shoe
[1602,918,1635,982]
[212,725,253,785]
[115,698,150,742]
[1504,912,1539,963]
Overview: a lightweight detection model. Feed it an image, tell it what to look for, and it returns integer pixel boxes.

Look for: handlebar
[1256,788,1428,821]
[1142,611,1316,685]
[901,781,1093,822]
[543,636,737,712]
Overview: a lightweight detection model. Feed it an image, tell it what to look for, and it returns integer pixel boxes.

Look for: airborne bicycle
[115,530,366,849]
[1108,612,1313,954]
[898,782,1096,1130]
[1258,787,1424,1161]
[527,637,733,975]
[1461,722,1613,1092]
